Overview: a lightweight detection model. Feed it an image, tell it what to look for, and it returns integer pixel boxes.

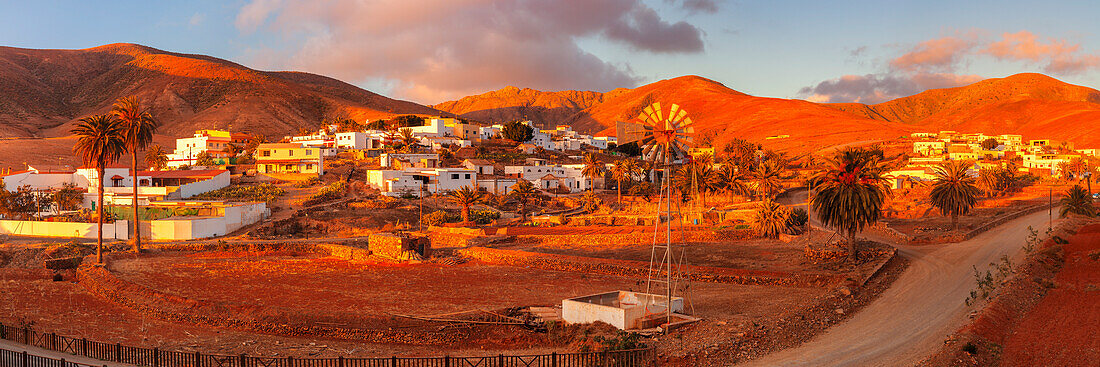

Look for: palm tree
[144,144,168,171]
[72,114,126,264]
[810,148,890,260]
[609,159,640,204]
[752,159,786,199]
[1060,185,1096,217]
[929,160,982,230]
[510,180,538,222]
[713,161,751,202]
[447,185,485,223]
[581,153,605,191]
[112,97,158,252]
[751,198,790,239]
[399,127,417,152]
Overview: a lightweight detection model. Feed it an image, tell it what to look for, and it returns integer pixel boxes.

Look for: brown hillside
[431,86,627,128]
[564,75,910,154]
[0,43,440,139]
[827,73,1100,147]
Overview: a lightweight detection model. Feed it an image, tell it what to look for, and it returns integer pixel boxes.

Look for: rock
[837,286,852,296]
[835,308,845,315]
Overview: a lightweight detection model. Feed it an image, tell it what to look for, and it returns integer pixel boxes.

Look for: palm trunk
[847,228,858,261]
[131,151,141,252]
[97,165,105,264]
[616,178,622,205]
[462,205,470,223]
[520,200,528,222]
[952,213,958,231]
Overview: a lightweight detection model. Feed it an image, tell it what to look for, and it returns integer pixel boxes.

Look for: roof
[464,159,493,166]
[257,143,306,149]
[110,175,125,180]
[139,169,227,179]
[537,174,563,180]
[78,163,129,169]
[254,159,319,164]
[0,170,31,178]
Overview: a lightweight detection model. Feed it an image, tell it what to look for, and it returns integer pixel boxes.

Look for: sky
[2,0,1100,105]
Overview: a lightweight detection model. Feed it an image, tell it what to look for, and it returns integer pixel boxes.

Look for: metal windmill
[616,102,695,328]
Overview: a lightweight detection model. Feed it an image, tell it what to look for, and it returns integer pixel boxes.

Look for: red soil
[999,223,1100,366]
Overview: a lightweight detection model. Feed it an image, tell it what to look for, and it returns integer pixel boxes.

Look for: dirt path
[0,339,136,366]
[739,209,1057,366]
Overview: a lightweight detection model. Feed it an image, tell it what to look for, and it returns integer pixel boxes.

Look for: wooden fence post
[444,355,450,367]
[116,343,122,362]
[551,352,557,367]
[194,351,202,367]
[21,351,27,367]
[391,356,397,367]
[338,356,344,367]
[23,326,29,345]
[239,354,247,367]
[498,354,503,367]
[287,356,294,367]
[0,322,5,340]
[82,338,88,357]
[154,347,160,367]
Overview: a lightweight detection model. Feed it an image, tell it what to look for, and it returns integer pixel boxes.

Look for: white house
[380,153,441,168]
[167,130,252,167]
[366,168,477,197]
[463,159,494,175]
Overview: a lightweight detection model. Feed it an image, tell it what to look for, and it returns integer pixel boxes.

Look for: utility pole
[1049,185,1053,231]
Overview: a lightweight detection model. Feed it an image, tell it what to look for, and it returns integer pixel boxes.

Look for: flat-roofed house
[255,143,325,175]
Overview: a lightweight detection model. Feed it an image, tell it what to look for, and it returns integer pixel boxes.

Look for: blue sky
[2,1,1099,104]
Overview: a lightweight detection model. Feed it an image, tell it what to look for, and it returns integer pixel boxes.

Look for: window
[288,150,294,157]
[465,174,471,179]
[261,150,271,157]
[306,149,314,155]
[265,165,272,171]
[306,164,313,170]
[451,174,459,179]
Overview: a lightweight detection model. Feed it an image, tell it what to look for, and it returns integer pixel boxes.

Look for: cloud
[800,30,1100,103]
[234,0,706,103]
[188,13,206,27]
[889,35,977,73]
[798,73,982,104]
[670,0,720,14]
[983,31,1100,74]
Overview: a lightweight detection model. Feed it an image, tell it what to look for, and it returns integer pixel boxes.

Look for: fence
[0,324,656,367]
[0,347,101,367]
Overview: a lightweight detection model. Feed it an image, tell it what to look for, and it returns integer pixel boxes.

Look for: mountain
[563,75,912,153]
[431,86,627,128]
[827,73,1100,148]
[0,43,440,139]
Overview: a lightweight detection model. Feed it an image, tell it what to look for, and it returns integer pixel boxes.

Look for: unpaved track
[741,207,1056,366]
[0,339,136,366]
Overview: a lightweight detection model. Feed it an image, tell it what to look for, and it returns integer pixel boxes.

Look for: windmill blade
[616,120,649,145]
[653,102,663,123]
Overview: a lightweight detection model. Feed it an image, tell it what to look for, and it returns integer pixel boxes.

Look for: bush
[295,176,321,188]
[787,207,809,234]
[309,181,346,201]
[470,209,501,225]
[193,184,286,203]
[423,210,459,226]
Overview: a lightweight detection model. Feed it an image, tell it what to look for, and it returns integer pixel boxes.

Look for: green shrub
[787,207,809,233]
[469,209,501,225]
[194,184,286,203]
[423,210,459,226]
[309,181,346,201]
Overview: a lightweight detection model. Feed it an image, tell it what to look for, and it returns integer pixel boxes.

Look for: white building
[167,130,252,168]
[380,153,441,168]
[504,163,599,192]
[365,168,477,197]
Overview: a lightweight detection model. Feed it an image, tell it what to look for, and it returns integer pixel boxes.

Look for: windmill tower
[616,102,695,328]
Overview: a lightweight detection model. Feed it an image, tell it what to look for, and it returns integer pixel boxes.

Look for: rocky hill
[0,43,440,139]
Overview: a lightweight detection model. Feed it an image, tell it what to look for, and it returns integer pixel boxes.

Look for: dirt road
[740,209,1056,366]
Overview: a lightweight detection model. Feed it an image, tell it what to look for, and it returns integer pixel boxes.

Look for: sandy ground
[739,208,1058,366]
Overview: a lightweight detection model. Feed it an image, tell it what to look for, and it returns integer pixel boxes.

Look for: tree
[51,183,84,213]
[328,116,362,132]
[365,120,387,130]
[72,114,126,264]
[510,180,538,222]
[609,159,640,204]
[722,138,759,169]
[929,160,981,230]
[392,115,425,127]
[0,186,38,220]
[980,138,999,150]
[674,156,717,206]
[446,185,485,223]
[614,141,641,157]
[810,148,890,260]
[751,198,790,239]
[1059,157,1088,179]
[582,190,602,212]
[399,127,417,152]
[752,159,787,199]
[713,161,751,201]
[195,151,216,167]
[112,96,159,252]
[581,153,605,191]
[225,143,243,159]
[144,144,168,171]
[502,121,534,142]
[1060,185,1096,217]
